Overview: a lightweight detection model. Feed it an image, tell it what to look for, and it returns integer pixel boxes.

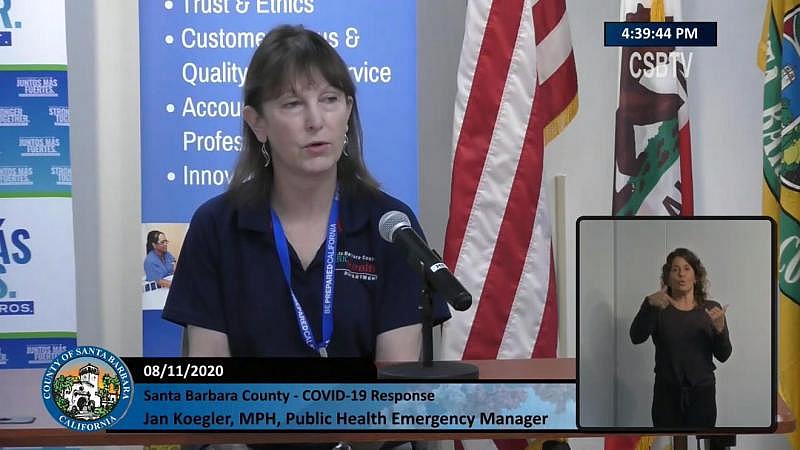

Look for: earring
[260,141,271,167]
[342,134,350,157]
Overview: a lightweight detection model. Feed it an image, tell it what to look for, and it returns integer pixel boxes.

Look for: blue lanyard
[270,191,339,357]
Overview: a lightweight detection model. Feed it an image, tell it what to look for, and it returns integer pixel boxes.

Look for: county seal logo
[41,346,133,432]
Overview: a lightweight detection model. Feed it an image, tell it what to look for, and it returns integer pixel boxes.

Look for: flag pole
[555,174,569,357]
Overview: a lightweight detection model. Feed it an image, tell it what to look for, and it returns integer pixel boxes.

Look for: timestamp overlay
[604,22,717,47]
[108,358,576,432]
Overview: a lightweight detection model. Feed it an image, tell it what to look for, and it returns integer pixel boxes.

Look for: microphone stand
[378,261,479,379]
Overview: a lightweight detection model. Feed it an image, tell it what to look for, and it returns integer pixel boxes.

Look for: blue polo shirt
[162,187,451,358]
[143,250,175,281]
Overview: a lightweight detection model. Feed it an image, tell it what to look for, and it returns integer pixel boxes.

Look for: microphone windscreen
[378,210,411,243]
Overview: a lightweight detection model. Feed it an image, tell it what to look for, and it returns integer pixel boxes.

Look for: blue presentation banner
[139,0,419,223]
[142,310,183,357]
[113,383,576,431]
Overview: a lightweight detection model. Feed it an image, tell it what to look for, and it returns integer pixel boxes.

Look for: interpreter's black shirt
[630,299,732,386]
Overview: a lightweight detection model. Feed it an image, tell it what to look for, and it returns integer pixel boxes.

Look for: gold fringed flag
[759,1,800,449]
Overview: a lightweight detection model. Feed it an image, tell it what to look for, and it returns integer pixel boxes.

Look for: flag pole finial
[650,0,665,22]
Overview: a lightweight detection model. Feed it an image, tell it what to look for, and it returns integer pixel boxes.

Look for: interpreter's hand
[706,304,729,333]
[646,286,671,310]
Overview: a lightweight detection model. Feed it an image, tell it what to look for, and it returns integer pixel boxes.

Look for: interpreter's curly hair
[660,247,709,305]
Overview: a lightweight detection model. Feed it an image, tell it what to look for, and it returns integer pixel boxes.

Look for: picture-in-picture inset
[577,217,775,432]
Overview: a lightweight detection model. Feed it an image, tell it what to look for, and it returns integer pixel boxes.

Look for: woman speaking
[630,248,732,428]
[162,25,450,362]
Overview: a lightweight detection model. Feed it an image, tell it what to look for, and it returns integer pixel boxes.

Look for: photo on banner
[140,223,187,357]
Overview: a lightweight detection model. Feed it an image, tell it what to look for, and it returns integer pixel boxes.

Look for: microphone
[378,211,472,311]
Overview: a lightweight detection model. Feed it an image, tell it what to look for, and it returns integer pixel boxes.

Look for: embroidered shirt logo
[337,250,377,281]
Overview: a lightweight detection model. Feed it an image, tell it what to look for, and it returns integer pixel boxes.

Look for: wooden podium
[0,358,794,447]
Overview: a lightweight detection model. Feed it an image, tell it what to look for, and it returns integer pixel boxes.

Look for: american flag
[441,0,577,447]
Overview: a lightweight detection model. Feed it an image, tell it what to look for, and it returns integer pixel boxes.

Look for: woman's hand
[706,304,729,333]
[646,286,671,309]
[375,324,421,362]
[186,325,231,357]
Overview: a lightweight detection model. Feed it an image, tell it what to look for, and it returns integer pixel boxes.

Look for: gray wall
[417,1,465,254]
[579,219,773,428]
[577,220,616,425]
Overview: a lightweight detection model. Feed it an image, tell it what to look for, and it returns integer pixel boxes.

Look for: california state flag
[612,0,693,217]
[607,1,693,450]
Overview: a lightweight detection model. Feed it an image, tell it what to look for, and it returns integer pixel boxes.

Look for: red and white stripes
[442,0,578,365]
